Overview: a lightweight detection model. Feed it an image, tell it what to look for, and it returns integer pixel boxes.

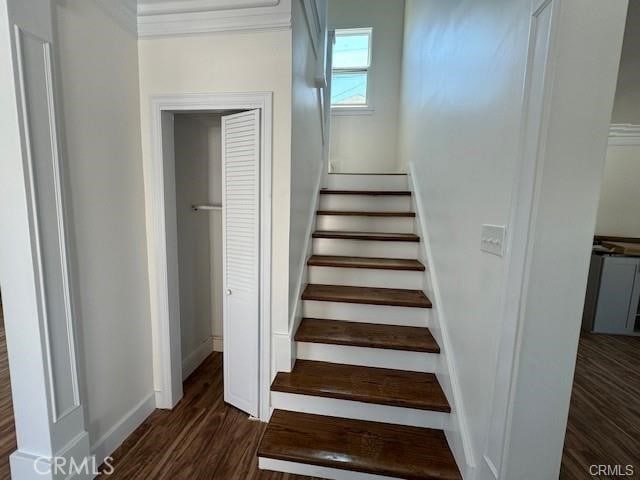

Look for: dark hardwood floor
[99,353,314,480]
[0,299,17,480]
[561,332,640,479]
[96,331,640,479]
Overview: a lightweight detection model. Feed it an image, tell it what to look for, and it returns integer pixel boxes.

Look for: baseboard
[11,431,93,480]
[407,164,476,476]
[212,335,223,352]
[259,458,401,480]
[182,337,216,379]
[91,393,155,468]
[278,161,325,373]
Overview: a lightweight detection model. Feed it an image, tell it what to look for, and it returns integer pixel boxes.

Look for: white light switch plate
[481,224,506,256]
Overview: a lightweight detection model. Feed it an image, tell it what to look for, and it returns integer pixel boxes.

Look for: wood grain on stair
[313,230,420,242]
[295,318,440,353]
[258,410,462,480]
[317,210,416,217]
[307,255,425,271]
[319,189,411,196]
[302,284,432,308]
[271,360,450,412]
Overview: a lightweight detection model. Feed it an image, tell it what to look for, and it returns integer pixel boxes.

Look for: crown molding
[138,0,280,16]
[609,123,640,146]
[94,0,138,35]
[137,0,292,37]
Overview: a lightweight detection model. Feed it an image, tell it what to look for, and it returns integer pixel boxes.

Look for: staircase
[258,174,462,480]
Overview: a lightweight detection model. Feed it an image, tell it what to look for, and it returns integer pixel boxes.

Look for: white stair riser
[319,195,411,212]
[296,342,438,372]
[326,174,408,190]
[313,238,419,259]
[303,300,430,326]
[259,458,402,480]
[316,216,415,234]
[308,266,423,290]
[271,392,448,429]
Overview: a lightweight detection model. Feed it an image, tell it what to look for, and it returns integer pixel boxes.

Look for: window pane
[331,72,368,105]
[333,33,370,69]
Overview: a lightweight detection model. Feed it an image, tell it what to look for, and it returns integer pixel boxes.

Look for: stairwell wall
[284,0,328,371]
[398,0,532,472]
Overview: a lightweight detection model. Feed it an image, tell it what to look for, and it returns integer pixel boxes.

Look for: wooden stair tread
[308,255,425,271]
[302,284,432,308]
[317,210,415,217]
[313,230,420,242]
[258,410,462,480]
[320,189,411,196]
[271,360,450,412]
[295,318,440,353]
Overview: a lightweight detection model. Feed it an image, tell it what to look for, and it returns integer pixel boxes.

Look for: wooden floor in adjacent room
[0,299,17,480]
[100,353,314,480]
[561,332,640,479]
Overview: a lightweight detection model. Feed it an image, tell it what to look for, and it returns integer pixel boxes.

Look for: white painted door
[222,109,261,416]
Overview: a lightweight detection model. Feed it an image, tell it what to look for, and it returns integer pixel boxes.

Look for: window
[331,28,372,108]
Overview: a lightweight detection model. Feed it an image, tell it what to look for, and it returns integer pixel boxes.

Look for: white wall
[400,0,626,478]
[595,2,640,238]
[399,0,531,464]
[287,0,326,354]
[174,114,224,372]
[137,30,293,377]
[328,0,405,173]
[596,144,640,237]
[612,0,640,124]
[53,0,154,447]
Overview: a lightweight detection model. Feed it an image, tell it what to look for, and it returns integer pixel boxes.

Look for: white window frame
[331,27,374,114]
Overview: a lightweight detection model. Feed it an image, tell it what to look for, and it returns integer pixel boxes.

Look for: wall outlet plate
[481,224,506,256]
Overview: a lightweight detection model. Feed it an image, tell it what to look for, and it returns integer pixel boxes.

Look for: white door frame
[144,92,272,421]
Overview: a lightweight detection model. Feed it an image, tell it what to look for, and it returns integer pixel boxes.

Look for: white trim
[271,391,448,429]
[14,25,82,422]
[213,335,223,352]
[91,393,156,467]
[259,458,402,480]
[408,165,475,475]
[279,165,323,372]
[608,123,640,145]
[182,337,215,379]
[94,0,138,35]
[301,0,322,59]
[137,0,292,37]
[145,92,272,422]
[138,0,280,16]
[10,432,92,480]
[331,106,375,116]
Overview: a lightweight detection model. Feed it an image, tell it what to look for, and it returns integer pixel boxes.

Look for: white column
[0,0,93,478]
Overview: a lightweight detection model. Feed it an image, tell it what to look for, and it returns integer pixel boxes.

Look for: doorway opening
[560,4,640,477]
[0,290,16,479]
[145,93,273,421]
[173,113,225,383]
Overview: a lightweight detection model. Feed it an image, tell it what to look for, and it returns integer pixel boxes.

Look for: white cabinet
[583,254,640,335]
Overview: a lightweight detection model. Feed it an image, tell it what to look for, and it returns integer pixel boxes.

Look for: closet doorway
[144,93,272,421]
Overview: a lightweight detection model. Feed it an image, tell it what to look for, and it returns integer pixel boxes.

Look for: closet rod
[191,204,222,212]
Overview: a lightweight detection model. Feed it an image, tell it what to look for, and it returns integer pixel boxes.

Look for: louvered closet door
[222,109,261,416]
